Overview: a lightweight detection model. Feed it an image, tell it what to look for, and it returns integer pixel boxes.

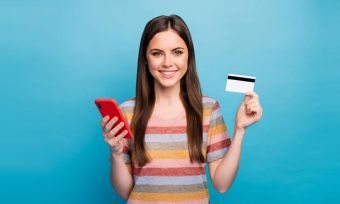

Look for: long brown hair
[130,15,204,166]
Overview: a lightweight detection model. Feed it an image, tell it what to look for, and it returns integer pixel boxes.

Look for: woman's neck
[152,81,185,118]
[154,81,181,106]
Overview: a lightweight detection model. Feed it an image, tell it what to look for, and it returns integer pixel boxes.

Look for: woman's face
[146,29,189,89]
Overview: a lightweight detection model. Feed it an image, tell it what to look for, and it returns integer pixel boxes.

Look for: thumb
[244,94,252,103]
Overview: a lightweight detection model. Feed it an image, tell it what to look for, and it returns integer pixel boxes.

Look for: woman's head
[146,29,188,89]
[137,15,198,90]
[132,15,204,166]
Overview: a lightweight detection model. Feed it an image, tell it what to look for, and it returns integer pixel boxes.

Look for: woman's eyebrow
[149,48,163,52]
[172,47,185,51]
[149,47,185,52]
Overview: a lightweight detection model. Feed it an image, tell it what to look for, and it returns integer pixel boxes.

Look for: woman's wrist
[109,151,123,162]
[234,125,246,137]
[109,146,123,162]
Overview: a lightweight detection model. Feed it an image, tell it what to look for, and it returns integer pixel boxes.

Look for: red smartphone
[95,98,133,139]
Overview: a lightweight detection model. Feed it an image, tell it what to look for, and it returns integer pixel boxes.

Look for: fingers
[105,129,127,144]
[246,104,261,114]
[105,133,122,146]
[245,93,259,107]
[244,91,261,111]
[108,122,125,138]
[105,130,128,153]
[100,115,110,127]
[109,130,128,143]
[103,116,119,133]
[245,91,259,99]
[246,104,263,121]
[100,115,127,154]
[245,98,258,106]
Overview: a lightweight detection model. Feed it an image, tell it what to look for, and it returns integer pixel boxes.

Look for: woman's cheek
[175,59,188,70]
[176,55,188,67]
[149,59,162,70]
[148,62,162,77]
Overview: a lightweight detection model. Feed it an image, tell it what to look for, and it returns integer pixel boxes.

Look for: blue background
[1,0,339,203]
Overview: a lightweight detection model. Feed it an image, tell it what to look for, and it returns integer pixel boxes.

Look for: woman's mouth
[159,70,177,79]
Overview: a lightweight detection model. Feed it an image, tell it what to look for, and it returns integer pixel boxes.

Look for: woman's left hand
[235,91,263,129]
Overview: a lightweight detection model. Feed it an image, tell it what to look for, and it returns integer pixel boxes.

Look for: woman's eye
[151,52,162,57]
[173,50,183,56]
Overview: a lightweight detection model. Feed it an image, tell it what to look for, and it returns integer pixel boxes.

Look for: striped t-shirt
[117,96,231,204]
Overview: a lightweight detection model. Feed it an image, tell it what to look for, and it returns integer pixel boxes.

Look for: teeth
[163,72,175,75]
[160,71,176,75]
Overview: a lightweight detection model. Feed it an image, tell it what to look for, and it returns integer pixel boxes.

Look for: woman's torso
[120,96,230,204]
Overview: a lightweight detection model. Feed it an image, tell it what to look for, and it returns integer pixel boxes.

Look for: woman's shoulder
[202,95,221,120]
[119,97,136,112]
[202,95,219,108]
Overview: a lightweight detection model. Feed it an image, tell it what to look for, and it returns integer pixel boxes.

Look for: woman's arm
[208,127,245,193]
[110,153,134,198]
[100,115,134,198]
[209,91,262,193]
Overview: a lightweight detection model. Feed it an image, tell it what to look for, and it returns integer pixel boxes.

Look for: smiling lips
[159,70,178,79]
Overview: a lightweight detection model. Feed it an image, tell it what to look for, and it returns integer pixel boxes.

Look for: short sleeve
[206,101,231,163]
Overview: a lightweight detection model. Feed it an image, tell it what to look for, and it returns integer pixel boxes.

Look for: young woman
[100,15,263,203]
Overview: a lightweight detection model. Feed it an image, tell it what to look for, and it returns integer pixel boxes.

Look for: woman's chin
[155,79,180,89]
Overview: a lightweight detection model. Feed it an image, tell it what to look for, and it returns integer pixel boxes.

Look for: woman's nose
[162,54,173,67]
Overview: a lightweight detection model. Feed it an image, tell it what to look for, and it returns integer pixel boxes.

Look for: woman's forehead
[147,29,187,50]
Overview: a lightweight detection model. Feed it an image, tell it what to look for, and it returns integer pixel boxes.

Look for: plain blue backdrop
[1,0,340,203]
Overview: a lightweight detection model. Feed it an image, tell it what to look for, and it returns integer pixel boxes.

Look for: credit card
[225,74,256,93]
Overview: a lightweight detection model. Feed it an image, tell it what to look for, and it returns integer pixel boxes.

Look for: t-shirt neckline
[151,110,186,120]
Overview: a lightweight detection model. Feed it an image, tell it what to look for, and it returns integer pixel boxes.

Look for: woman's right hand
[100,115,128,154]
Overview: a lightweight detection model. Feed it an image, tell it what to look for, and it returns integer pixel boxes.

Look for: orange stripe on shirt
[146,125,209,134]
[133,167,206,176]
[129,190,208,202]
